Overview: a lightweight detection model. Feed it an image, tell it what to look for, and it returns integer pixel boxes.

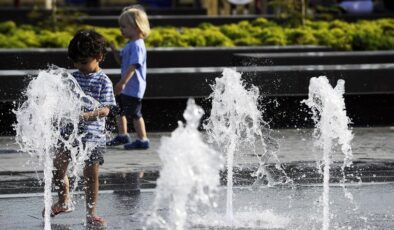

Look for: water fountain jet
[146,98,222,229]
[302,76,353,230]
[14,67,100,230]
[204,68,290,226]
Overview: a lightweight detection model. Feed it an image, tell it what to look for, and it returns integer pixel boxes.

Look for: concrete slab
[0,127,393,193]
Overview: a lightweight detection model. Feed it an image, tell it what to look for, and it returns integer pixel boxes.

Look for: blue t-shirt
[72,70,116,145]
[339,1,373,13]
[120,39,147,99]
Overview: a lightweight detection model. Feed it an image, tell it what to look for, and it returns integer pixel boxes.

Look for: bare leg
[84,163,99,217]
[117,115,128,135]
[133,117,147,140]
[53,152,70,205]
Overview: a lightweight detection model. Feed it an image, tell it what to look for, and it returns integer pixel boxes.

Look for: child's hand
[80,108,109,120]
[79,112,87,121]
[79,111,93,121]
[114,81,126,95]
[79,110,100,121]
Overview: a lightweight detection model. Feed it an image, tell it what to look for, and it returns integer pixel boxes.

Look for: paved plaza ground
[1,127,394,190]
[0,127,393,229]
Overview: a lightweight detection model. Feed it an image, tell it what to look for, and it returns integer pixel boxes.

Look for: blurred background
[0,0,393,134]
[1,0,393,17]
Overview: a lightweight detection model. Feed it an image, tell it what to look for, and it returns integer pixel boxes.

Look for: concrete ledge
[1,94,393,134]
[1,64,393,101]
[0,46,332,70]
[233,50,394,66]
[1,65,393,133]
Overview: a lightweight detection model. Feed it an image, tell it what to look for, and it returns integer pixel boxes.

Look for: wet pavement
[1,127,394,193]
[2,183,394,229]
[0,127,394,229]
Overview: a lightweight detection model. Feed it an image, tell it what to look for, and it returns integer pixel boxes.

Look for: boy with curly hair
[45,30,116,227]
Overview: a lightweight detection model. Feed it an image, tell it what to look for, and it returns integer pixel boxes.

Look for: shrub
[330,28,353,51]
[329,19,351,30]
[14,29,41,47]
[234,37,261,46]
[201,28,234,47]
[375,19,394,37]
[145,27,188,47]
[220,23,246,40]
[286,27,318,45]
[251,18,274,27]
[39,30,73,48]
[0,33,27,48]
[257,27,287,45]
[180,28,206,47]
[0,18,393,50]
[95,27,126,47]
[305,20,329,30]
[313,28,336,47]
[351,20,393,50]
[0,21,17,34]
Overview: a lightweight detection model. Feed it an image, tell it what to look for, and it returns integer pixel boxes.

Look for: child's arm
[114,64,136,95]
[80,106,110,121]
[110,42,121,65]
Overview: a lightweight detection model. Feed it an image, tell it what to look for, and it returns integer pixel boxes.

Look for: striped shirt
[72,70,116,145]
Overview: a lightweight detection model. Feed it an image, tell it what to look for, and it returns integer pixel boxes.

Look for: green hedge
[1,18,393,50]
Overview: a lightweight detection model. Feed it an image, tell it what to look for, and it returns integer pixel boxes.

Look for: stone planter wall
[0,46,393,134]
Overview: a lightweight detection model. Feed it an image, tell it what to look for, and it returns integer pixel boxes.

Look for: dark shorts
[116,94,143,120]
[56,142,105,166]
[57,123,104,166]
[84,146,105,166]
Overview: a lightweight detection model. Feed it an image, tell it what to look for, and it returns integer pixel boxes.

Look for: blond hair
[119,6,151,39]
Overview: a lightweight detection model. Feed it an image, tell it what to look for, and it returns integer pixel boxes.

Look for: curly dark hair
[68,30,107,63]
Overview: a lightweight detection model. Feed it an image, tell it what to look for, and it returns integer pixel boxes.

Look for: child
[44,30,116,227]
[106,5,151,150]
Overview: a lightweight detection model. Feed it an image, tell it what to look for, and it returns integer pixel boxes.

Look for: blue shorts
[117,94,143,120]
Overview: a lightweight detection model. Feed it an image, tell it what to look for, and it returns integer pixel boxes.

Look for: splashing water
[145,99,222,230]
[302,76,353,230]
[14,67,100,230]
[204,68,289,225]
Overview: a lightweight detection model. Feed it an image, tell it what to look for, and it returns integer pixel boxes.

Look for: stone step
[233,50,394,66]
[1,64,393,134]
[1,46,332,70]
[1,64,393,101]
